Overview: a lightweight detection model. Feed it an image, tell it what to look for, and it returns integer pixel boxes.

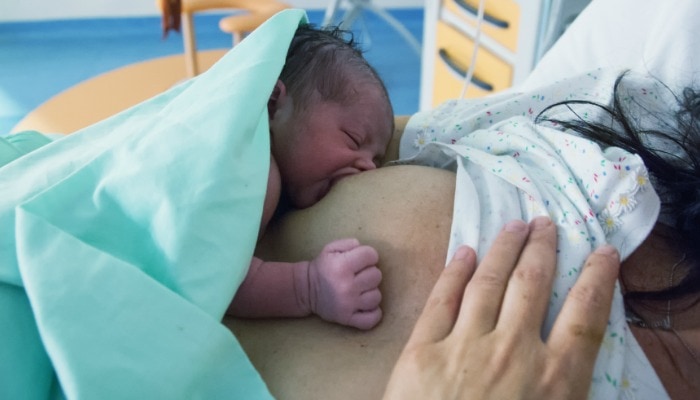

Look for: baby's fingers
[345,246,380,274]
[358,288,382,311]
[347,308,383,330]
[355,266,382,291]
[548,245,620,375]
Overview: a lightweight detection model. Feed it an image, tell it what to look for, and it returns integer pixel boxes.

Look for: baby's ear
[268,80,288,118]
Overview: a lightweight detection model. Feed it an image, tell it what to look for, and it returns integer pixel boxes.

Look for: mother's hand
[383,217,620,400]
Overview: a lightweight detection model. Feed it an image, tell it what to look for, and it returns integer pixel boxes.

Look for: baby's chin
[288,186,327,210]
[289,177,352,209]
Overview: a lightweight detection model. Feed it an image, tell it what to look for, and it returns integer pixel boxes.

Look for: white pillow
[522,0,700,92]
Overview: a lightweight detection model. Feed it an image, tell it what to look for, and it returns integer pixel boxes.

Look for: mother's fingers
[406,246,477,345]
[454,220,530,335]
[547,244,620,374]
[497,217,557,334]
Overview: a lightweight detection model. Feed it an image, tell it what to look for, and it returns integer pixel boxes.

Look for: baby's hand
[307,238,382,330]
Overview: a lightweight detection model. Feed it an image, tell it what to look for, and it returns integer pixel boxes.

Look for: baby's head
[268,24,395,209]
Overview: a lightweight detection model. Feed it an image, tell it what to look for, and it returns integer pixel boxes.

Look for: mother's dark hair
[536,73,700,314]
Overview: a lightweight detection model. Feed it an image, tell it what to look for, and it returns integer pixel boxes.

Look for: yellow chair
[159,0,290,77]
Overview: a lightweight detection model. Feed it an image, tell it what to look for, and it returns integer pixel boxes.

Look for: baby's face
[271,83,393,209]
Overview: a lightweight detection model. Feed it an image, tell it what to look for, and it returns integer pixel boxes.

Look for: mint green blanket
[0,9,307,399]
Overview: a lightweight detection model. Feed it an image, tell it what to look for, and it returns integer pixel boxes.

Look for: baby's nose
[355,155,377,171]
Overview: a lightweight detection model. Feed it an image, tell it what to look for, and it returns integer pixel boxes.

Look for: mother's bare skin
[225,165,455,400]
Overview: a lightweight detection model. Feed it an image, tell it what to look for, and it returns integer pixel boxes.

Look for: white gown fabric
[397,69,672,399]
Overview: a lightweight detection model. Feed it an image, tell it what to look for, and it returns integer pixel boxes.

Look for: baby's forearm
[227,256,311,318]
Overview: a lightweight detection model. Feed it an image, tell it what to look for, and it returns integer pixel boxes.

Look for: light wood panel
[11,49,227,135]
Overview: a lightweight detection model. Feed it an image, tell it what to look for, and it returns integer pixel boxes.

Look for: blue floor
[0,8,423,135]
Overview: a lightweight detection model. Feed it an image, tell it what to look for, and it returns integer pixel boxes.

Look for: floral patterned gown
[396,69,674,399]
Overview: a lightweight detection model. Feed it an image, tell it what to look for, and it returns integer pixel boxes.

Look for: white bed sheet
[523,0,700,92]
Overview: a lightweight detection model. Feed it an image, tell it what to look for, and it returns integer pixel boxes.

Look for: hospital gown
[397,69,672,399]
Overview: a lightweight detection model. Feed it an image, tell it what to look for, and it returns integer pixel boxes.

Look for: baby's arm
[227,238,383,330]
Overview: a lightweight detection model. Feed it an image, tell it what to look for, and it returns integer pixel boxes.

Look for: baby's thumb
[323,238,361,253]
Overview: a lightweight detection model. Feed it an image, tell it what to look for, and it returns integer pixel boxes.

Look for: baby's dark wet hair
[280,24,393,117]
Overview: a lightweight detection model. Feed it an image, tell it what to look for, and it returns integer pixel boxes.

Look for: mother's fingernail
[594,244,619,257]
[530,216,552,230]
[504,219,527,232]
[453,246,471,260]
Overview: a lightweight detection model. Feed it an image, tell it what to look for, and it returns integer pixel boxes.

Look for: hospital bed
[2,0,699,399]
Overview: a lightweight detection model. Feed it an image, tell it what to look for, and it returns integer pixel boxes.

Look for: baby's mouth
[316,172,359,202]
